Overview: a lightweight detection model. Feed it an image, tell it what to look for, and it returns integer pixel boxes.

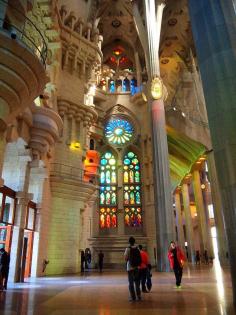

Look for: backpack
[129,246,142,267]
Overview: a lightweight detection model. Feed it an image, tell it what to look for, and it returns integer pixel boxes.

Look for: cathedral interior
[0,0,236,313]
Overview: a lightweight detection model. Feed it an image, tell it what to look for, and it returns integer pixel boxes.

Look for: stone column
[207,152,228,264]
[133,0,174,271]
[181,183,195,262]
[188,0,236,301]
[134,51,142,87]
[9,157,31,282]
[174,191,185,249]
[28,160,48,277]
[192,170,213,257]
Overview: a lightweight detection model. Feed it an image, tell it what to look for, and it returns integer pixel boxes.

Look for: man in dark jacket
[0,248,10,290]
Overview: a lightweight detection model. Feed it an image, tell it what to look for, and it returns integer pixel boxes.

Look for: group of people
[124,237,152,302]
[195,249,213,265]
[0,247,10,291]
[124,237,186,301]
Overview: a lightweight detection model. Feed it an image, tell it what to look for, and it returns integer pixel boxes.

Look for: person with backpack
[124,236,142,302]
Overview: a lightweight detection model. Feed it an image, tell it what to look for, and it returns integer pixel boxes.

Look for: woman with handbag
[168,241,186,289]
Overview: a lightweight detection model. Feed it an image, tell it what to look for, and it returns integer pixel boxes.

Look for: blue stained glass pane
[101,172,105,183]
[101,159,107,165]
[104,118,133,145]
[124,158,130,165]
[135,165,139,170]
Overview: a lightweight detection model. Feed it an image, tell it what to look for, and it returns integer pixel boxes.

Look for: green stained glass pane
[129,165,133,169]
[100,193,105,204]
[132,158,139,165]
[134,171,140,183]
[106,165,111,169]
[130,192,135,204]
[111,193,116,205]
[106,192,111,204]
[127,152,135,158]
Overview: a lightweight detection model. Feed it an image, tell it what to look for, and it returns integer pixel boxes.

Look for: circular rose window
[104,117,134,145]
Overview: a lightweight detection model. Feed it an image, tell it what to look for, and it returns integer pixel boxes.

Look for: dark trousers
[98,261,103,272]
[173,267,183,286]
[128,268,141,300]
[139,268,147,291]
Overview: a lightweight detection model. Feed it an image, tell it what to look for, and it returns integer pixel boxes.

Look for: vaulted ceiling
[92,0,194,105]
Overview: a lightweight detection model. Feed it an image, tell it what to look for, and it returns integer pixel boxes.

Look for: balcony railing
[50,163,98,185]
[0,0,47,65]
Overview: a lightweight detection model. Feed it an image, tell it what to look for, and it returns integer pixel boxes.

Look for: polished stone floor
[0,264,235,315]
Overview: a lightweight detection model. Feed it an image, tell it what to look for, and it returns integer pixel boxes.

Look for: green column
[189,0,236,302]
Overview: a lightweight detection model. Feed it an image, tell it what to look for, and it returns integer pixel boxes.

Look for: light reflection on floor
[211,226,226,312]
[0,267,235,315]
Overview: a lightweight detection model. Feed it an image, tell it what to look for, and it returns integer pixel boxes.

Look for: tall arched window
[123,152,142,227]
[99,152,117,228]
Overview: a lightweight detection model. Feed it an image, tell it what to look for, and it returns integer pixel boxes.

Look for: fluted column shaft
[174,192,185,249]
[207,152,228,264]
[188,0,236,301]
[192,170,213,257]
[181,184,195,262]
[141,0,174,271]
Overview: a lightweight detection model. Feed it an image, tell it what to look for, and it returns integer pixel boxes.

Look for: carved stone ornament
[151,76,163,100]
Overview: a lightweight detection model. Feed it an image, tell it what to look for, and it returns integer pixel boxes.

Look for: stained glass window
[123,152,142,227]
[104,118,133,145]
[99,152,117,228]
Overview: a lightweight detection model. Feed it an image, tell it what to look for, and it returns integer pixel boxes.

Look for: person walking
[0,248,10,290]
[168,241,185,289]
[124,236,142,302]
[138,245,149,293]
[80,250,85,273]
[98,250,104,273]
[195,250,201,265]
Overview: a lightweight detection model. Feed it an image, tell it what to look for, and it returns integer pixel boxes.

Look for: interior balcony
[29,104,63,160]
[50,162,98,202]
[0,0,47,129]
